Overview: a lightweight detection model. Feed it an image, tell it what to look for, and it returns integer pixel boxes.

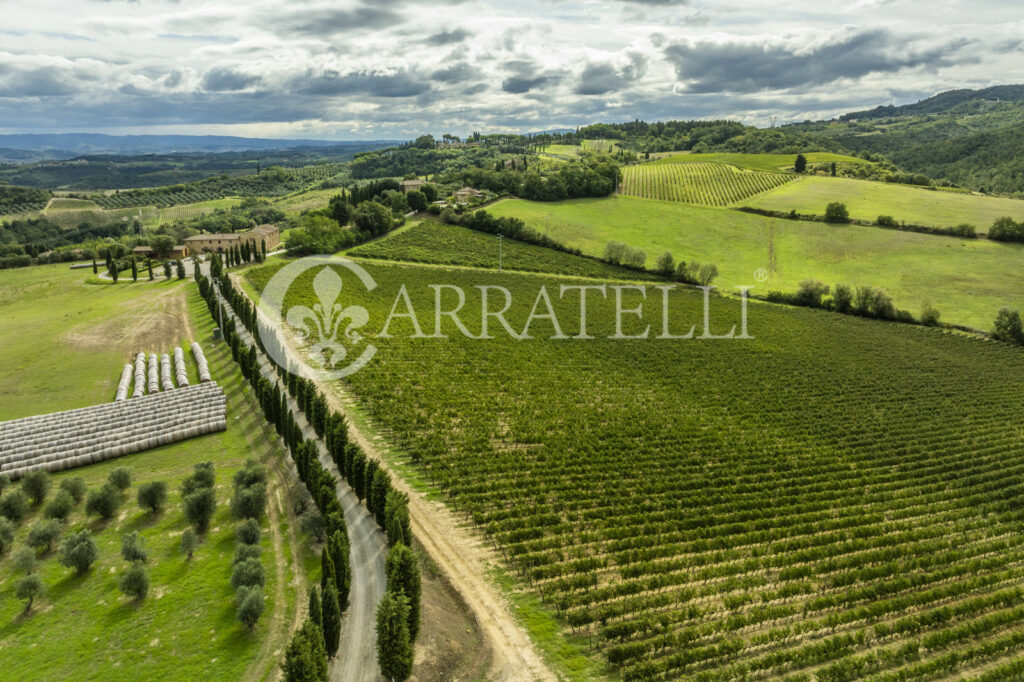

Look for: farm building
[184,224,280,254]
[453,187,483,202]
[400,179,427,193]
[132,244,190,259]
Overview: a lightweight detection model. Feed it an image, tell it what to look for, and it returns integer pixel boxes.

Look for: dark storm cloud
[422,28,470,46]
[201,67,261,92]
[500,60,563,94]
[272,6,400,38]
[430,62,481,83]
[664,29,974,94]
[292,69,430,98]
[574,54,646,95]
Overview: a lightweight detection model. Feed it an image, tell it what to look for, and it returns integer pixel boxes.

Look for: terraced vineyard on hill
[248,258,1024,682]
[620,162,796,206]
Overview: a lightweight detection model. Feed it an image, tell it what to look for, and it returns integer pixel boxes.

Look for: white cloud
[0,0,1020,136]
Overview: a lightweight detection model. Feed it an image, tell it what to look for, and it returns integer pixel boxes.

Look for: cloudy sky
[0,0,1021,139]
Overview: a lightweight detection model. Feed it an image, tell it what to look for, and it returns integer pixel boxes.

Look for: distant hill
[0,133,402,160]
[794,85,1024,194]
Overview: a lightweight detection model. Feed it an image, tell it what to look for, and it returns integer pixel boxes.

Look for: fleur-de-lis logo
[285,267,370,370]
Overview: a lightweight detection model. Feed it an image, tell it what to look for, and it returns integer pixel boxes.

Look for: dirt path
[227,264,556,682]
[243,466,293,682]
[322,386,556,682]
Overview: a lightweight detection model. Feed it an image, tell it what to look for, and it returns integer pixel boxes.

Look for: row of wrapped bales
[1,382,224,440]
[132,352,146,398]
[147,353,159,394]
[174,346,190,387]
[0,383,227,479]
[160,353,174,391]
[191,341,212,382]
[115,364,133,401]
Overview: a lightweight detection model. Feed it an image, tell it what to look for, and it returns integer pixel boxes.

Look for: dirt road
[212,264,387,682]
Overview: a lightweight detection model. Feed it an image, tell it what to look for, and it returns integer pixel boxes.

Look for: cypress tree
[321,582,341,658]
[330,530,351,610]
[92,258,97,274]
[164,260,171,278]
[130,256,138,282]
[147,258,154,280]
[386,542,421,641]
[308,585,322,628]
[320,546,336,592]
[376,591,413,681]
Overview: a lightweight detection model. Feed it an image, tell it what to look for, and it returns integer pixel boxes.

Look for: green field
[745,175,1024,228]
[247,257,1024,681]
[149,198,242,226]
[649,152,870,172]
[620,163,795,206]
[347,219,658,280]
[487,196,1024,330]
[0,265,308,680]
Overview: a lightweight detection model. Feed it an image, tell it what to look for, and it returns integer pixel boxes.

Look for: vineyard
[92,164,345,209]
[42,203,150,230]
[348,219,659,280]
[249,258,1024,681]
[620,163,796,206]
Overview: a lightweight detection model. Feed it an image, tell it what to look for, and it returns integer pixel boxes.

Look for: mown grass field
[347,219,658,280]
[247,256,1024,681]
[0,265,308,681]
[745,175,1024,229]
[648,152,870,172]
[620,163,795,206]
[486,196,1024,330]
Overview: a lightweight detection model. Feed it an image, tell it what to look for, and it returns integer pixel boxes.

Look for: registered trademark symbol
[754,268,769,282]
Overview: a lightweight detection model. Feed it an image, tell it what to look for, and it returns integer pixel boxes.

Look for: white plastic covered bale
[174,346,190,386]
[115,363,133,401]
[133,352,146,398]
[191,341,212,382]
[0,382,227,479]
[160,353,174,391]
[147,353,159,393]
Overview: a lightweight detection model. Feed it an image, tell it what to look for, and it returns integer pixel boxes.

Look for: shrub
[1,489,29,522]
[824,202,850,223]
[59,530,98,574]
[0,517,14,554]
[180,528,198,559]
[236,518,261,545]
[183,487,217,536]
[13,547,38,574]
[137,481,167,514]
[85,484,121,520]
[26,519,62,554]
[993,308,1024,344]
[921,303,941,327]
[232,483,267,520]
[121,531,147,563]
[795,280,829,308]
[301,510,326,542]
[44,489,75,521]
[182,462,215,496]
[655,252,675,276]
[108,467,132,491]
[22,470,51,505]
[231,557,266,589]
[233,543,262,565]
[832,284,854,314]
[60,478,87,504]
[120,561,149,600]
[236,585,265,628]
[876,215,898,227]
[16,574,43,610]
